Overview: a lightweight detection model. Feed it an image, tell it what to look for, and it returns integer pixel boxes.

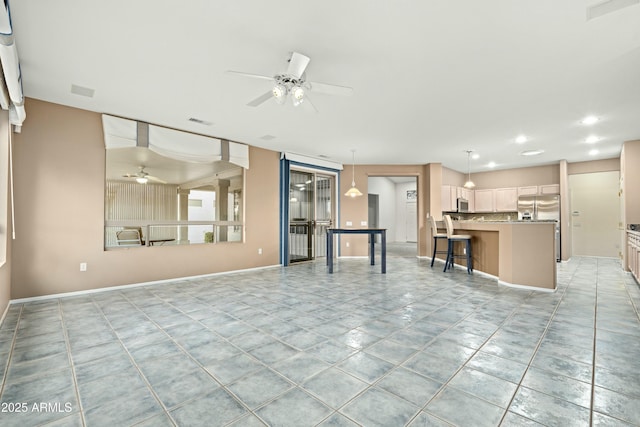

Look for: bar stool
[443,215,473,274]
[429,215,448,267]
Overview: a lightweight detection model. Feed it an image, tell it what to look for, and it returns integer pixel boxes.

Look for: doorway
[368,176,418,257]
[288,170,335,263]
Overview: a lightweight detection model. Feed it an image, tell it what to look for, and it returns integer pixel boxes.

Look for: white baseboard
[498,280,557,293]
[429,257,556,292]
[10,264,283,305]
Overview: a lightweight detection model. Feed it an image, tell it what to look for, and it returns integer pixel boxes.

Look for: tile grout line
[0,304,23,399]
[494,259,581,426]
[114,290,268,426]
[58,299,87,427]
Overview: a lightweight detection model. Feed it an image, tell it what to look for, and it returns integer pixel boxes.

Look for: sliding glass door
[288,170,334,263]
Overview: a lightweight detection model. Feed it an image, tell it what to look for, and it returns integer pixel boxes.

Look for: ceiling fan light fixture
[292,86,304,100]
[136,177,148,184]
[272,84,287,102]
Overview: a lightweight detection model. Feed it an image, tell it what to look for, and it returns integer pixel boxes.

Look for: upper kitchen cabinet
[495,187,518,211]
[539,184,560,194]
[518,186,538,196]
[460,187,474,212]
[474,189,495,212]
[518,184,560,196]
[441,185,457,211]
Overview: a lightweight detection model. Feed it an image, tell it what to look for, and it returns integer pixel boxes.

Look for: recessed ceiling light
[585,135,600,144]
[589,149,599,156]
[471,153,480,160]
[581,115,599,125]
[515,135,528,144]
[487,161,496,168]
[520,149,544,156]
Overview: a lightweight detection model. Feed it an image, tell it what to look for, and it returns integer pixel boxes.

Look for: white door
[406,202,417,242]
[570,171,621,257]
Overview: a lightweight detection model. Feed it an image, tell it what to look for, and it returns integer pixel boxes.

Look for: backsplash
[445,211,518,221]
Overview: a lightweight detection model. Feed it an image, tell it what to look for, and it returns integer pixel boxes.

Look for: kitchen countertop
[457,220,557,224]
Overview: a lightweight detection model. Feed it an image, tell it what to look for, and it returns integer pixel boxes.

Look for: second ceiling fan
[227,52,353,111]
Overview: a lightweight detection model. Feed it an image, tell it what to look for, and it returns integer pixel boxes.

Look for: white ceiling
[10,1,640,173]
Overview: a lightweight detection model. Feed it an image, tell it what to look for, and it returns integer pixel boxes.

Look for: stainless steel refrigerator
[518,195,560,261]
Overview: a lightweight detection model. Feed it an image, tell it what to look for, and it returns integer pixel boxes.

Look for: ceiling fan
[227,51,353,111]
[122,166,166,184]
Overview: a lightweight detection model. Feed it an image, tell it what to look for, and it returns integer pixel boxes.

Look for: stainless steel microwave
[457,198,469,213]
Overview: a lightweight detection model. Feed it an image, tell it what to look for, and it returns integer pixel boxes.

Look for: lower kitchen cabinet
[628,231,640,283]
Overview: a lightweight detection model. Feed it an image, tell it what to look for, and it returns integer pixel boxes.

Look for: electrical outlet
[360,221,367,226]
[80,262,87,272]
[346,221,353,226]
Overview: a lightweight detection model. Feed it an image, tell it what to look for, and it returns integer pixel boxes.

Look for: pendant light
[463,150,475,189]
[344,149,363,198]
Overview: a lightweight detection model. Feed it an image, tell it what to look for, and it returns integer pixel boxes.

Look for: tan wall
[568,158,620,175]
[0,112,10,316]
[470,164,560,189]
[340,164,435,258]
[622,140,640,226]
[11,99,280,299]
[442,167,465,186]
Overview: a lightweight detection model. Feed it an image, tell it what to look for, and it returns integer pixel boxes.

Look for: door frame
[280,157,340,266]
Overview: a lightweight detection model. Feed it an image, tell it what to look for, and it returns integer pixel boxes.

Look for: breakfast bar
[432,221,557,290]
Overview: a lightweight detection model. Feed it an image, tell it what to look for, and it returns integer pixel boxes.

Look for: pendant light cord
[351,150,356,186]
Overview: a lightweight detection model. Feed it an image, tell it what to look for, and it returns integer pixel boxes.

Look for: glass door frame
[280,158,340,266]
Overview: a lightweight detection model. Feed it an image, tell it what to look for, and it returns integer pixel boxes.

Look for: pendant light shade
[463,150,475,189]
[344,150,363,198]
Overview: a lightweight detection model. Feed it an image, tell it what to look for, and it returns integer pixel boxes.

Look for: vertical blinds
[106,181,178,221]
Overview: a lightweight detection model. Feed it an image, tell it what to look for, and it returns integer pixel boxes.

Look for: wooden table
[326,228,387,273]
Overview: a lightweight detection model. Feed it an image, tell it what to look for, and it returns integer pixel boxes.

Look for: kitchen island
[432,220,557,291]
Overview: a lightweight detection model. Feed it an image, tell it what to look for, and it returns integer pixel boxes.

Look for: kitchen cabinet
[495,187,518,212]
[460,187,474,212]
[518,186,538,197]
[628,231,640,283]
[474,189,495,212]
[441,185,455,211]
[540,184,560,195]
[442,185,472,212]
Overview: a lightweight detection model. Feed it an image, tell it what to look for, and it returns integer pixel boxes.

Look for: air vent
[587,0,639,20]
[260,135,276,141]
[70,84,95,98]
[188,117,213,126]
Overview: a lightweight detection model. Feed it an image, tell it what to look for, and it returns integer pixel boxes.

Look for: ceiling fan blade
[287,52,310,79]
[122,173,136,178]
[247,91,274,107]
[308,81,354,96]
[226,70,274,81]
[146,175,167,184]
[304,95,319,114]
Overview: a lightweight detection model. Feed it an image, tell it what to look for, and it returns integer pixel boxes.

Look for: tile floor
[0,256,639,426]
